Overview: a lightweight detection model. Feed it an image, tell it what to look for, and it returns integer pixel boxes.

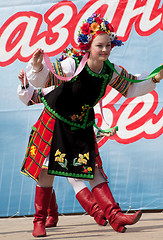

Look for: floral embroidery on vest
[83,166,93,174]
[54,149,68,170]
[72,151,92,173]
[69,104,91,122]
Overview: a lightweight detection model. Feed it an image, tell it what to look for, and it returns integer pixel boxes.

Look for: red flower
[83,169,88,173]
[111,42,115,48]
[107,23,114,32]
[95,17,103,25]
[81,22,91,35]
[79,42,90,50]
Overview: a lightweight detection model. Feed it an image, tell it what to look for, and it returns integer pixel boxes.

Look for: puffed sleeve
[26,57,76,88]
[60,57,76,77]
[26,59,50,88]
[127,72,156,98]
[17,84,55,105]
[17,83,34,105]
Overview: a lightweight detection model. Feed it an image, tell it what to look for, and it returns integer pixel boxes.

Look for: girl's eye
[96,44,111,47]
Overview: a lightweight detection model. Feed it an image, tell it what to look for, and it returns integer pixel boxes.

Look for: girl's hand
[101,127,117,138]
[18,70,28,86]
[32,48,44,70]
[155,64,163,82]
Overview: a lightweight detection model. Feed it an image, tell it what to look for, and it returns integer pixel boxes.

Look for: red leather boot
[45,189,59,228]
[92,182,142,233]
[76,187,108,226]
[33,186,52,237]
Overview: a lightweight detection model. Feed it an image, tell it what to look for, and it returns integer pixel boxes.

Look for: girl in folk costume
[18,13,163,237]
[19,52,118,232]
[18,64,116,237]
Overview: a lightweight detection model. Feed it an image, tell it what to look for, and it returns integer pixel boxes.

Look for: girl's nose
[102,46,107,51]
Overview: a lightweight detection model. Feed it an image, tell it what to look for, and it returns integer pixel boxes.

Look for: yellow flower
[82,159,87,165]
[87,167,92,172]
[84,152,89,160]
[55,153,66,163]
[60,154,66,162]
[91,22,100,33]
[30,146,37,157]
[78,154,84,163]
[67,51,73,57]
[55,149,61,156]
[55,156,60,162]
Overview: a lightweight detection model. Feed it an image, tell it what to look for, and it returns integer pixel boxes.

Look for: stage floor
[0,212,163,239]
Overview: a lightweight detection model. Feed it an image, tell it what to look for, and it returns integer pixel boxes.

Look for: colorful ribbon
[106,59,163,83]
[94,122,118,134]
[43,52,89,81]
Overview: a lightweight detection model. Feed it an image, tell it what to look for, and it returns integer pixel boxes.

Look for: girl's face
[89,33,112,62]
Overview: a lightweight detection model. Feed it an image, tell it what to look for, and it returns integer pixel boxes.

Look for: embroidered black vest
[38,57,114,179]
[40,57,114,130]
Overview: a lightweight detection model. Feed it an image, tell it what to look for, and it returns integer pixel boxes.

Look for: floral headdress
[57,47,85,61]
[77,13,122,51]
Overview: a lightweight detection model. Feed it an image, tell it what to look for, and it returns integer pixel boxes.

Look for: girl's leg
[89,167,142,233]
[37,168,54,187]
[67,177,107,226]
[33,169,55,237]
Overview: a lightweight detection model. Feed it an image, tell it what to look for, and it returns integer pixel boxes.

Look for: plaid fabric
[94,139,108,181]
[21,108,56,181]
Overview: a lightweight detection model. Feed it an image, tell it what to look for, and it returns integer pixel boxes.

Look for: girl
[18,13,163,237]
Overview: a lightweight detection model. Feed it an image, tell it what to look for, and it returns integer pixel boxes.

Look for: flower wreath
[57,47,85,61]
[77,13,123,50]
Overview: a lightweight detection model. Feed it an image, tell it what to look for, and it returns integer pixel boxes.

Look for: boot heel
[110,221,127,233]
[94,214,108,226]
[133,211,142,224]
[104,219,108,226]
[33,222,46,237]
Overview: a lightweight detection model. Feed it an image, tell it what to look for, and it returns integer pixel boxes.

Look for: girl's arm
[109,64,162,98]
[26,49,50,88]
[26,49,76,88]
[17,70,55,105]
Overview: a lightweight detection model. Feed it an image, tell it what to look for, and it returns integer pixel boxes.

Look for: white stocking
[89,167,107,189]
[67,178,87,194]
